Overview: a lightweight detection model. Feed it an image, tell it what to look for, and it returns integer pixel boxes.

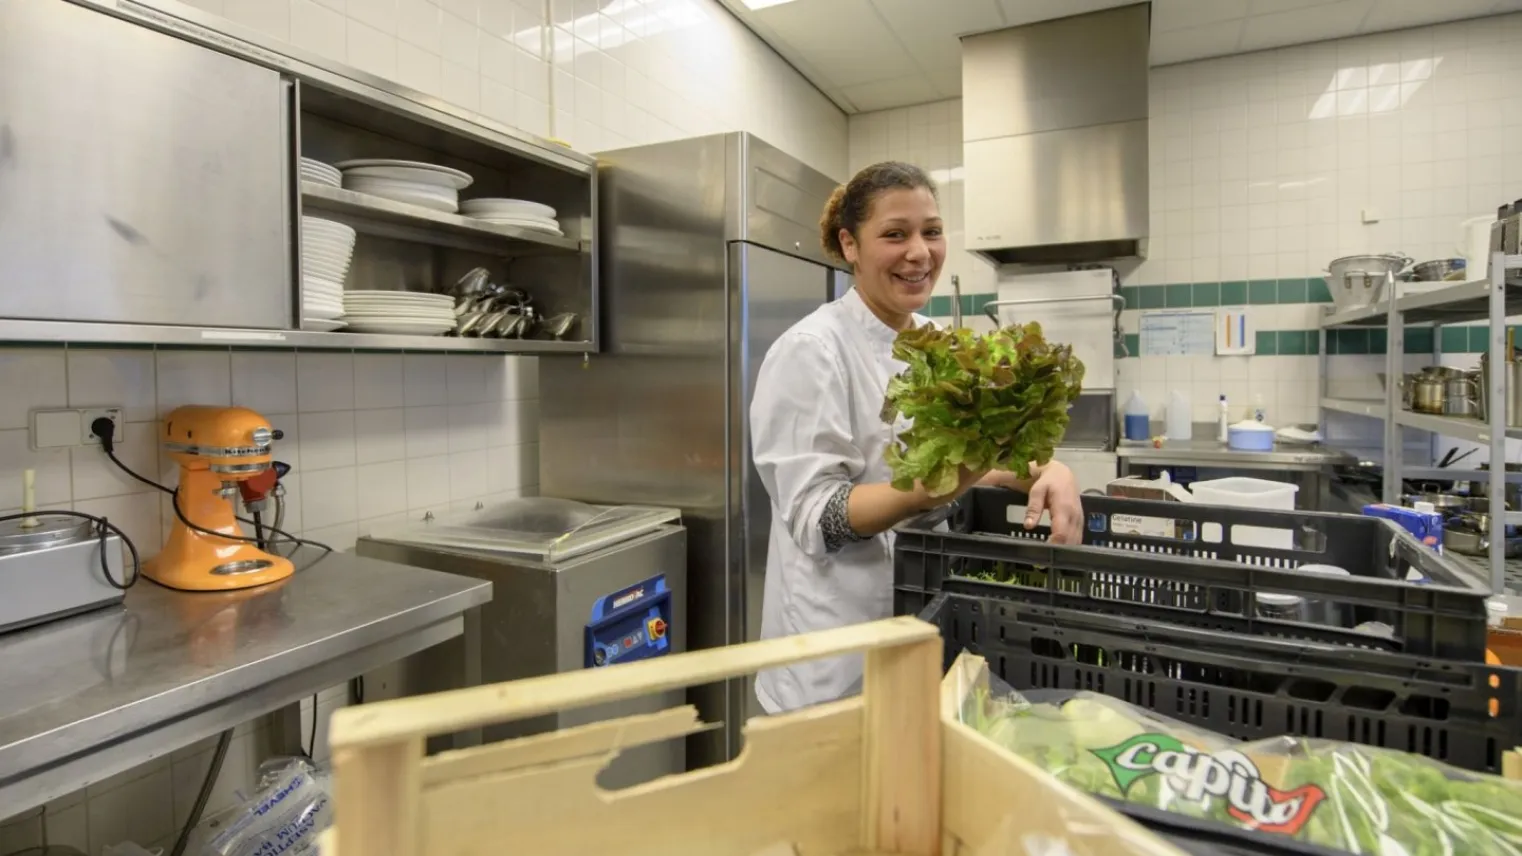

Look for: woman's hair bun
[819,184,850,262]
[817,162,937,266]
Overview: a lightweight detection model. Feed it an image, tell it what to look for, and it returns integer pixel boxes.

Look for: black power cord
[169,728,232,856]
[92,418,334,558]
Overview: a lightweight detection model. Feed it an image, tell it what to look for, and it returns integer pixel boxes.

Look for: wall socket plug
[84,408,124,444]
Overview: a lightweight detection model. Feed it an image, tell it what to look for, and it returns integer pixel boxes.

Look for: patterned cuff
[820,482,868,553]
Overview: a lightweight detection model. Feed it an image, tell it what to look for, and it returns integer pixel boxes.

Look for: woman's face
[839,186,946,325]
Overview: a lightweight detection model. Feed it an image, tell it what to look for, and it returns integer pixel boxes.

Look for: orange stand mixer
[144,405,294,591]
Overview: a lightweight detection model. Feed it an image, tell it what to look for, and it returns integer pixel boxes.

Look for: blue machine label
[586,574,672,669]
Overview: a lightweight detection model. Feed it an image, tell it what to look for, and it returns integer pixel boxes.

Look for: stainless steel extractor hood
[961,4,1150,266]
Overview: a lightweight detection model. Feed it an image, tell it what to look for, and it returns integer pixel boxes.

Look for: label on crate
[1110,513,1195,542]
[1092,734,1325,835]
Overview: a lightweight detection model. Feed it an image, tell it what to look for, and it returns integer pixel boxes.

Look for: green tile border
[931,276,1342,319]
[1115,277,1338,311]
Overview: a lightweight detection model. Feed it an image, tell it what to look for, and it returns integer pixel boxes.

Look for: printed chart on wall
[1138,310,1215,357]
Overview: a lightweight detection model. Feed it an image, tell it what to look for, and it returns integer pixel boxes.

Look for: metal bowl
[1325,253,1411,310]
[1410,258,1467,282]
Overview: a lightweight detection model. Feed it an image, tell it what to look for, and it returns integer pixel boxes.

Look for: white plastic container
[1166,390,1191,440]
[1189,477,1299,550]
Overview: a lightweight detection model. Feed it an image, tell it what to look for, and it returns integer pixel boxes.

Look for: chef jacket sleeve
[749,330,866,559]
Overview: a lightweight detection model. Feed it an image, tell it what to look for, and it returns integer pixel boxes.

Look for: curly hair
[819,161,938,264]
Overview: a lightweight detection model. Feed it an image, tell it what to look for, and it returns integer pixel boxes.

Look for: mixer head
[161,405,280,481]
[145,405,294,592]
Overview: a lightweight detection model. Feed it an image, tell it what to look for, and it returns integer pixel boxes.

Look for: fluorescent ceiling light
[740,0,797,9]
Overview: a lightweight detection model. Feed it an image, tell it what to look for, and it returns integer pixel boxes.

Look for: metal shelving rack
[1318,253,1522,593]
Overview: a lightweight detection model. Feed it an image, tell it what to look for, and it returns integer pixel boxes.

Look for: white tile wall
[2,0,848,848]
[848,13,1522,458]
[184,0,848,178]
[0,347,538,852]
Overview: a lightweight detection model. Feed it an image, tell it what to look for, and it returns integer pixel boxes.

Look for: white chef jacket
[750,286,930,714]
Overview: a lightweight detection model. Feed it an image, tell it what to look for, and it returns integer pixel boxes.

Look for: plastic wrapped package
[958,671,1522,855]
[197,757,332,856]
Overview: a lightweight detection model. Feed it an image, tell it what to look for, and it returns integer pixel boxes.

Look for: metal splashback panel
[0,0,291,328]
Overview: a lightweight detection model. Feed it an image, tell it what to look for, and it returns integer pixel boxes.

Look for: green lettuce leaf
[882,321,1086,495]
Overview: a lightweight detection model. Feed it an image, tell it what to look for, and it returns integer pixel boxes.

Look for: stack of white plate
[459,198,563,235]
[300,157,341,188]
[342,290,456,336]
[301,216,355,332]
[336,159,473,213]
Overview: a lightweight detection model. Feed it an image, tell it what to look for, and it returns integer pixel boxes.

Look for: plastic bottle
[1166,390,1191,440]
[1216,394,1229,443]
[1123,390,1149,441]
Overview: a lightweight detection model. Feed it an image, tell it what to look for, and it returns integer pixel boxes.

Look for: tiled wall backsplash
[850,12,1522,445]
[0,0,849,851]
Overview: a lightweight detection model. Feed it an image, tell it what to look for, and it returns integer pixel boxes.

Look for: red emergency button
[647,617,667,640]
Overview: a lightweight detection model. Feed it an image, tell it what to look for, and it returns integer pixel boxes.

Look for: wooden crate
[323,616,1184,856]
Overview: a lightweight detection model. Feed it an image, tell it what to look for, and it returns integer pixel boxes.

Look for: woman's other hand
[1023,461,1083,543]
[914,466,989,509]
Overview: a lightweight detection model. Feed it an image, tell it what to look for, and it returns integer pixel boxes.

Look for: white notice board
[1138,310,1215,357]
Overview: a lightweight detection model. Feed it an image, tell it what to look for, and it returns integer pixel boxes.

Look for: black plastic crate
[896,487,1492,661]
[919,592,1522,774]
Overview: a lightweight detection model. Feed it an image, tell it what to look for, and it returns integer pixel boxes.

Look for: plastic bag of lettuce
[963,679,1522,854]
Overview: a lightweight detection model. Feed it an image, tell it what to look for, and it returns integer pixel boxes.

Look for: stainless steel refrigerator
[539,132,850,767]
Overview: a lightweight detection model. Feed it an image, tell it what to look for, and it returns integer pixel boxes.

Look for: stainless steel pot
[1410,375,1446,413]
[1442,375,1480,417]
[1511,359,1522,427]
[1444,526,1487,556]
[1402,491,1469,511]
[1325,254,1412,310]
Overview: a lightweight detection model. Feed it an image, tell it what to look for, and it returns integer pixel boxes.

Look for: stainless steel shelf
[1319,397,1385,418]
[1320,256,1522,329]
[1393,408,1522,443]
[0,318,591,353]
[1396,278,1522,325]
[300,183,584,256]
[1319,302,1387,328]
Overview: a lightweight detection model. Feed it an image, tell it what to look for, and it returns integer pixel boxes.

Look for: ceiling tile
[925,64,963,98]
[1153,0,1249,32]
[1239,0,1374,52]
[1247,0,1341,13]
[1151,18,1246,64]
[871,0,1005,40]
[994,0,1131,27]
[722,0,1522,115]
[751,0,910,86]
[838,74,942,113]
[1362,0,1498,31]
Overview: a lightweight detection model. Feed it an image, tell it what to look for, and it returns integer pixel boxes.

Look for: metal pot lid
[0,516,91,554]
[1329,253,1407,265]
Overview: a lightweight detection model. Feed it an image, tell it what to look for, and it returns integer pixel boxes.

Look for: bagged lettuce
[963,678,1522,855]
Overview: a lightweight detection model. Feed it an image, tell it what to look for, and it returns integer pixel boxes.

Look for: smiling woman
[747,160,1085,714]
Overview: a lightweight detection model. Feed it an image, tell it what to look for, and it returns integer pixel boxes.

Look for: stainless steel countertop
[0,549,491,815]
[1116,439,1355,469]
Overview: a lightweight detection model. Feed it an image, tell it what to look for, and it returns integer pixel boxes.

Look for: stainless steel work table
[1116,440,1355,510]
[0,549,491,820]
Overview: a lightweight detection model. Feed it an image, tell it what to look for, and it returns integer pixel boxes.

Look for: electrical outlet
[84,408,124,444]
[29,407,123,449]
